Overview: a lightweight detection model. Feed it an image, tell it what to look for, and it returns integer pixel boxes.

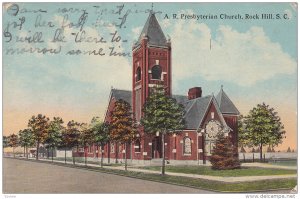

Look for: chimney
[188,87,202,100]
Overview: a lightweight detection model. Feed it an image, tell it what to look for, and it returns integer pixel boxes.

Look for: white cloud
[170,10,297,86]
[131,26,142,42]
[45,15,132,91]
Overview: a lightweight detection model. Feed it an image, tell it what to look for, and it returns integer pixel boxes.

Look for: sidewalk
[23,157,297,183]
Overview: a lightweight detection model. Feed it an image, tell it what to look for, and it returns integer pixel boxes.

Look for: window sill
[150,79,163,81]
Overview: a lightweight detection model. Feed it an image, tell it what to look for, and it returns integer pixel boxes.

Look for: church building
[101,12,239,165]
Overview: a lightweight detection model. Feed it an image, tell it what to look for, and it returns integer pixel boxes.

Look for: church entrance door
[152,136,162,159]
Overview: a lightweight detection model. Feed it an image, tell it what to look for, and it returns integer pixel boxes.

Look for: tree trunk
[65,147,67,164]
[260,144,263,162]
[13,147,15,158]
[161,132,165,176]
[23,146,25,157]
[108,143,110,164]
[73,148,75,165]
[202,134,206,164]
[26,146,28,159]
[85,146,87,166]
[125,142,127,171]
[101,144,104,168]
[36,142,39,160]
[115,143,118,164]
[52,147,54,162]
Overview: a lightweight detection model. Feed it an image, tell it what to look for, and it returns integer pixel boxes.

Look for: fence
[239,152,297,162]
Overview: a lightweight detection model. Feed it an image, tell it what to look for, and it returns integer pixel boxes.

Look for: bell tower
[132,11,172,121]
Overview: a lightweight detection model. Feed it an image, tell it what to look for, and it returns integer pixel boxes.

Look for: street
[3,158,213,193]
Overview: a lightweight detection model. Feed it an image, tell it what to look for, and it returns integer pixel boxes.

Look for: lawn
[268,160,297,167]
[66,163,297,192]
[14,158,297,192]
[138,165,297,177]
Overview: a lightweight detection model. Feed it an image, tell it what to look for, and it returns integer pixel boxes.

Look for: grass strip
[138,165,297,177]
[9,158,297,193]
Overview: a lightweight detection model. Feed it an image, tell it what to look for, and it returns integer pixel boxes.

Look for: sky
[2,2,297,151]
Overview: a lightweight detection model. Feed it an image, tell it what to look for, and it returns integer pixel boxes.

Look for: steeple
[136,12,168,47]
[132,10,172,121]
[216,86,240,115]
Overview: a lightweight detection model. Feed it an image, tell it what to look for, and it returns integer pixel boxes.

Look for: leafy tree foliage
[64,120,81,164]
[8,134,19,158]
[18,129,35,159]
[109,99,138,169]
[3,136,9,149]
[28,114,50,160]
[239,103,285,161]
[91,117,110,167]
[79,123,94,165]
[141,85,185,175]
[210,133,240,170]
[45,117,64,162]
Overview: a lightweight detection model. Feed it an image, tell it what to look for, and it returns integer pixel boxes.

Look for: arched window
[134,140,141,153]
[151,65,162,80]
[183,137,192,155]
[136,67,141,82]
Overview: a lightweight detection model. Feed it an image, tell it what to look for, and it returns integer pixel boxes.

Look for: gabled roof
[216,87,240,115]
[172,94,188,105]
[106,87,237,130]
[183,95,212,129]
[111,89,132,105]
[136,12,168,47]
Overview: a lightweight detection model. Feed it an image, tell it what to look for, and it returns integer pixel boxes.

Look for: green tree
[79,123,94,166]
[210,133,240,170]
[91,117,110,167]
[45,117,64,162]
[141,85,185,175]
[18,129,35,159]
[8,134,19,158]
[240,103,285,161]
[3,136,9,150]
[109,100,138,171]
[28,114,50,160]
[65,120,81,164]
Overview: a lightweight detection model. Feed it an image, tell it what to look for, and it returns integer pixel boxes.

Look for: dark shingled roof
[111,89,132,105]
[137,12,168,47]
[172,95,188,105]
[108,88,238,129]
[216,88,240,115]
[183,95,213,129]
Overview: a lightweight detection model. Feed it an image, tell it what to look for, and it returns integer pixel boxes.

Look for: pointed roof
[111,89,132,105]
[105,87,238,130]
[183,95,213,129]
[137,12,168,47]
[216,86,240,115]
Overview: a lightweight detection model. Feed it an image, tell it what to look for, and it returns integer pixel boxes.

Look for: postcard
[2,2,297,196]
